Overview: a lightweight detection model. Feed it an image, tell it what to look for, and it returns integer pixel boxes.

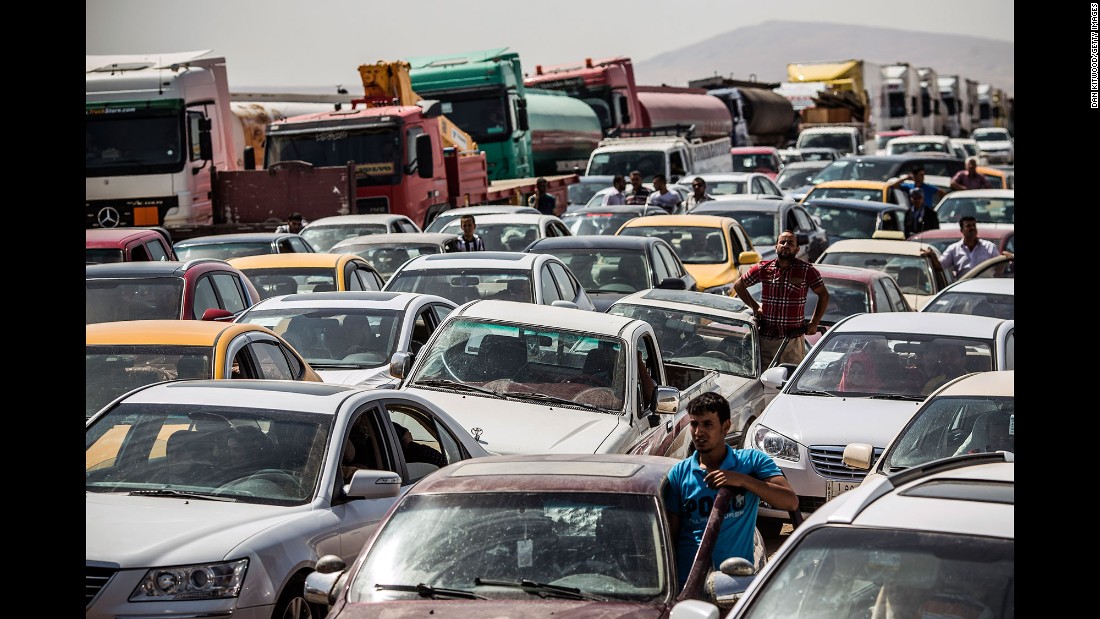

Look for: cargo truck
[936,74,975,138]
[525,88,604,175]
[879,63,922,133]
[782,59,883,152]
[916,67,944,136]
[525,56,733,142]
[688,76,799,148]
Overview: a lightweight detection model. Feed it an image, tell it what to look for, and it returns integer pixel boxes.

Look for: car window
[212,272,248,314]
[548,262,579,302]
[791,207,813,232]
[540,264,564,303]
[879,277,910,312]
[729,224,750,260]
[130,244,151,261]
[655,244,682,279]
[386,402,457,483]
[250,340,298,380]
[193,276,220,318]
[762,178,782,196]
[146,241,171,261]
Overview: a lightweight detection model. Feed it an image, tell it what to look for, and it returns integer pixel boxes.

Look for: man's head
[653,174,667,190]
[776,230,799,259]
[687,392,731,454]
[936,342,968,371]
[691,177,706,196]
[910,166,926,183]
[612,174,627,192]
[958,215,978,240]
[909,187,924,207]
[536,177,549,194]
[965,156,979,173]
[287,212,304,233]
[459,214,477,239]
[629,170,644,188]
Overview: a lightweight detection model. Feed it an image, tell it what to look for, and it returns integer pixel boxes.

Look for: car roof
[619,214,740,228]
[803,198,906,212]
[86,228,165,244]
[86,319,270,345]
[409,453,679,495]
[526,235,663,250]
[887,135,951,144]
[112,378,362,414]
[780,161,831,170]
[396,251,545,270]
[612,289,753,320]
[812,263,895,283]
[909,227,1014,241]
[830,311,1011,337]
[454,299,638,334]
[938,188,1014,199]
[245,290,454,311]
[331,232,457,249]
[678,173,765,182]
[437,213,556,225]
[729,146,779,154]
[692,200,795,214]
[812,179,891,189]
[227,252,368,269]
[933,369,1014,398]
[85,259,230,278]
[823,238,934,256]
[303,214,412,227]
[174,233,295,245]
[563,205,663,215]
[936,277,1015,296]
[435,205,541,216]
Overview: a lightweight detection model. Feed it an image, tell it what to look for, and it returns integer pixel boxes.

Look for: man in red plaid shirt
[733,231,830,366]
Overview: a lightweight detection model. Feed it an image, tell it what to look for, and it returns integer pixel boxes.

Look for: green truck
[409,49,601,181]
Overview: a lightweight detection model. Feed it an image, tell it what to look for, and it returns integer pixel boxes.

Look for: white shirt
[604,190,627,206]
[646,190,682,213]
[940,238,1000,278]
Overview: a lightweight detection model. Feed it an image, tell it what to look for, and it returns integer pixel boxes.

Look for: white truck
[794,125,867,158]
[879,63,922,133]
[584,134,733,184]
[916,67,944,136]
[936,74,974,138]
[390,299,721,456]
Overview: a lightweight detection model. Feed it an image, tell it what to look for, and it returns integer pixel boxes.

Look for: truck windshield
[798,133,853,153]
[435,93,510,143]
[587,151,664,177]
[86,104,185,177]
[265,125,401,185]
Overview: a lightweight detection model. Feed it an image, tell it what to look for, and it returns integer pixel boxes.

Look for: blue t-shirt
[664,446,782,587]
[900,181,942,207]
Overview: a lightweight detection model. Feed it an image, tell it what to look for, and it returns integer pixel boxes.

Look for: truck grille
[355,197,389,214]
[86,564,116,607]
[809,445,883,480]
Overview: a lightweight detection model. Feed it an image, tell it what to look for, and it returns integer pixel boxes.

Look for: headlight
[130,558,248,601]
[703,283,735,296]
[752,425,801,462]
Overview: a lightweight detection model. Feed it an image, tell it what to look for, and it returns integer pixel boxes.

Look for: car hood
[585,291,630,312]
[316,365,390,388]
[758,394,923,447]
[330,600,664,618]
[978,140,1012,150]
[403,387,620,454]
[683,262,738,291]
[86,492,308,566]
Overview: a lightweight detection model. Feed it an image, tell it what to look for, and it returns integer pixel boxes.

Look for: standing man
[664,392,797,591]
[733,231,829,366]
[605,175,628,205]
[528,177,562,216]
[646,174,683,213]
[924,215,1001,279]
[950,157,992,191]
[275,212,305,234]
[902,187,940,237]
[625,170,653,205]
[683,176,715,212]
[453,214,486,252]
[888,165,947,207]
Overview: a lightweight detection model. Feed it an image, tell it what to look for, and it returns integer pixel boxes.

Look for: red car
[907,227,1014,256]
[730,146,783,180]
[86,227,177,263]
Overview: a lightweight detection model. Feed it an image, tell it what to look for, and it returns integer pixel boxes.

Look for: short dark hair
[613,174,626,184]
[911,165,926,174]
[460,214,476,225]
[288,212,303,222]
[687,391,730,424]
[958,216,977,227]
[653,174,667,183]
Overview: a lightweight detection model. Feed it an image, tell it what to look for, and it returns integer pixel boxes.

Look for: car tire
[275,574,325,619]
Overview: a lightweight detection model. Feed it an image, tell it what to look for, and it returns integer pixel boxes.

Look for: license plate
[826,480,860,501]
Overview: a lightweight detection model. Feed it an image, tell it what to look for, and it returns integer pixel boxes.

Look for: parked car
[299,214,422,253]
[174,232,316,261]
[86,319,322,418]
[423,204,540,233]
[884,135,953,156]
[608,289,772,449]
[384,251,597,310]
[971,127,1014,164]
[730,146,783,179]
[235,291,457,388]
[976,164,1014,189]
[816,238,953,310]
[617,214,762,297]
[329,232,460,282]
[304,454,765,617]
[434,212,572,252]
[689,199,829,262]
[842,370,1014,486]
[86,260,262,324]
[560,204,668,236]
[801,198,908,245]
[674,172,784,204]
[774,161,830,198]
[745,312,1014,535]
[921,277,1014,320]
[907,225,1014,256]
[229,252,384,299]
[934,188,1014,229]
[86,380,492,619]
[525,235,697,311]
[799,179,911,208]
[873,129,920,155]
[669,452,1015,619]
[86,227,177,263]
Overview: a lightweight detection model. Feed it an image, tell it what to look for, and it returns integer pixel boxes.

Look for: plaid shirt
[739,258,823,338]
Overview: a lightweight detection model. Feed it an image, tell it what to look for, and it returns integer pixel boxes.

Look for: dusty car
[174,232,316,261]
[920,277,1014,320]
[86,227,177,263]
[689,199,830,263]
[433,212,572,252]
[299,214,422,253]
[423,205,540,233]
[229,252,385,299]
[329,232,459,282]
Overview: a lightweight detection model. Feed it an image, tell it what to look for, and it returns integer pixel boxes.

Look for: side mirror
[344,468,403,499]
[550,300,579,309]
[200,308,234,321]
[654,386,680,414]
[198,116,213,161]
[243,146,256,171]
[842,442,874,470]
[657,277,687,290]
[517,98,530,132]
[415,133,434,179]
[304,569,344,607]
[760,365,788,389]
[796,233,809,246]
[388,351,413,379]
[737,251,761,266]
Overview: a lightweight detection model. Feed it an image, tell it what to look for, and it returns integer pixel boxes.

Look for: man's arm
[807,281,829,334]
[732,277,760,314]
[706,470,798,512]
[949,172,967,191]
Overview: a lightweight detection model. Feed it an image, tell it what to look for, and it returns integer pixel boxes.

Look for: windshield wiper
[500,390,606,412]
[792,389,837,397]
[307,362,367,369]
[473,578,607,601]
[374,583,487,600]
[129,489,237,502]
[867,393,924,401]
[414,379,500,396]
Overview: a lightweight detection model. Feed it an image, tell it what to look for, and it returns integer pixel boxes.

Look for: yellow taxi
[976,165,1014,189]
[228,253,385,300]
[800,179,910,207]
[615,214,761,296]
[86,320,322,418]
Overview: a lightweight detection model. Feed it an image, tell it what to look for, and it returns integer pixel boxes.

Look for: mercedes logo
[97,207,121,228]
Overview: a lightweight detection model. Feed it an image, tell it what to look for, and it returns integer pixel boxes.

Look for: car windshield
[811,159,897,184]
[408,319,627,412]
[86,346,210,418]
[586,151,665,177]
[799,133,853,152]
[86,403,329,506]
[539,249,650,293]
[300,224,388,253]
[562,212,639,236]
[86,248,126,264]
[176,242,273,261]
[243,267,338,299]
[608,304,756,377]
[732,154,778,173]
[705,180,749,195]
[935,196,1014,225]
[237,308,402,368]
[791,333,993,398]
[806,187,883,202]
[618,226,728,265]
[439,221,540,252]
[818,253,933,295]
[568,181,613,205]
[387,269,533,305]
[776,167,824,190]
[802,204,885,241]
[348,491,665,601]
[880,395,1015,472]
[888,141,948,154]
[339,244,442,280]
[86,277,184,323]
[973,130,1010,142]
[738,527,1013,619]
[923,291,1014,320]
[718,211,775,247]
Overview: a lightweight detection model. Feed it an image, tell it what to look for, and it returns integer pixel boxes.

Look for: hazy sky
[87,0,1014,90]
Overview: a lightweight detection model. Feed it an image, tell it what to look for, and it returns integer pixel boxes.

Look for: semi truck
[524,56,733,142]
[977,85,1010,129]
[916,67,944,136]
[879,63,922,133]
[782,58,883,149]
[525,88,603,175]
[936,74,976,138]
[687,75,799,148]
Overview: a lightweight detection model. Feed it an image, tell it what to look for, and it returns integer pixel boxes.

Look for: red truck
[525,56,733,141]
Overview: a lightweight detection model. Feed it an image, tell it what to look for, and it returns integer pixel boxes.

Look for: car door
[655,242,696,290]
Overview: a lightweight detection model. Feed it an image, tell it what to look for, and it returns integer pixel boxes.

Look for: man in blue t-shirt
[664,392,798,591]
[889,165,946,208]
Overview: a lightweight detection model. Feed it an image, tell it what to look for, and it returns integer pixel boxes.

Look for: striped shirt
[454,234,486,252]
[739,258,824,337]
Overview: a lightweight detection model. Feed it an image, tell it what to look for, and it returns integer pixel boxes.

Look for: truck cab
[795,126,866,157]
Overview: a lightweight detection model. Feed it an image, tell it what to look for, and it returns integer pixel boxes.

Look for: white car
[920,277,1014,320]
[422,204,540,233]
[949,137,980,159]
[884,135,955,157]
[970,127,1014,164]
[842,370,1014,486]
[745,312,1014,536]
[669,452,1015,619]
[672,172,785,206]
[433,212,571,252]
[383,251,597,310]
[933,188,1014,231]
[86,380,492,619]
[235,291,458,388]
[299,214,422,253]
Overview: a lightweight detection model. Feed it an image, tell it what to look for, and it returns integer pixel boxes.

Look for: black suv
[809,154,965,185]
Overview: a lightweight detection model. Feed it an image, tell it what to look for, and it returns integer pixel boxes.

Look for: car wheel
[275,574,324,619]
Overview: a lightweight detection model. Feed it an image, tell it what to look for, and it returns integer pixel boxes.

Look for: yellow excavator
[357,60,479,154]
